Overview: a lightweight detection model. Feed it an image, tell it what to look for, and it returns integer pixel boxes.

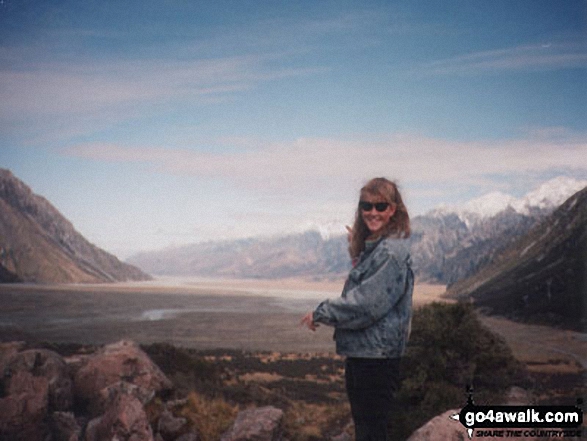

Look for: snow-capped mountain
[514,176,587,213]
[447,185,587,331]
[398,176,587,284]
[296,220,349,240]
[430,176,587,226]
[128,176,587,285]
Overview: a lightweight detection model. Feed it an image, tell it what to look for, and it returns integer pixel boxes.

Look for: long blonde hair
[349,177,410,259]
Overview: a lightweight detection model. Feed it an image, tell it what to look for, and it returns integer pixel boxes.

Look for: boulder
[50,411,81,441]
[407,408,543,441]
[0,370,50,441]
[157,407,188,441]
[505,386,533,405]
[175,432,199,441]
[3,348,73,411]
[0,341,25,370]
[221,406,284,441]
[85,392,154,441]
[99,380,156,410]
[0,348,73,441]
[406,409,468,441]
[73,340,172,415]
[330,431,352,441]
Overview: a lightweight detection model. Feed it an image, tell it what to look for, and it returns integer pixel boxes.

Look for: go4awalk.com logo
[450,388,583,439]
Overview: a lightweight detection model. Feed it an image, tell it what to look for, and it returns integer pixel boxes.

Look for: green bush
[389,302,527,440]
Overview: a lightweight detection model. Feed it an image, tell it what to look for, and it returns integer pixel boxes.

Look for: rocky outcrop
[0,340,171,441]
[0,347,75,441]
[50,411,82,441]
[5,348,74,411]
[85,393,154,441]
[73,340,172,416]
[0,368,52,441]
[0,340,289,441]
[157,408,188,441]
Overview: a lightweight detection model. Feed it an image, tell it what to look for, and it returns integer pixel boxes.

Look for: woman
[301,177,413,441]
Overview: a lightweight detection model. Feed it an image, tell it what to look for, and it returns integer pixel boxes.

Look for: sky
[1,0,586,259]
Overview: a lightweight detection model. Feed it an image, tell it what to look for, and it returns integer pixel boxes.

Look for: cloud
[422,42,587,75]
[0,54,324,119]
[62,131,587,198]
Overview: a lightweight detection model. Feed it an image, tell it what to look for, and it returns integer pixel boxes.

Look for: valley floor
[0,277,583,404]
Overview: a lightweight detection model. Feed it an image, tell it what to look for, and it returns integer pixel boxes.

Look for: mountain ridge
[129,177,585,285]
[429,176,587,223]
[0,168,152,284]
[445,186,587,331]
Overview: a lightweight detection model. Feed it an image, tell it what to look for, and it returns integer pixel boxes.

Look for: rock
[157,407,187,441]
[0,341,25,370]
[165,397,189,409]
[85,392,154,441]
[50,411,81,441]
[330,431,352,441]
[99,380,155,410]
[407,408,544,441]
[84,416,103,441]
[63,353,92,377]
[221,406,284,441]
[0,347,72,441]
[330,421,353,441]
[505,386,533,405]
[3,348,73,411]
[73,340,172,415]
[406,409,469,441]
[176,432,199,441]
[0,370,50,441]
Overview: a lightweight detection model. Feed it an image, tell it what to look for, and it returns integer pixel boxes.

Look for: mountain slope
[129,230,350,280]
[127,176,585,288]
[0,169,151,284]
[446,186,587,331]
[409,208,542,285]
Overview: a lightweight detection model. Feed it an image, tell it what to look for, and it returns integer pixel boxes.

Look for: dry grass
[238,372,285,383]
[283,401,351,441]
[178,392,238,441]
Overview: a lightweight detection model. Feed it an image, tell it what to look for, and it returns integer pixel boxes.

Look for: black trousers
[345,357,401,441]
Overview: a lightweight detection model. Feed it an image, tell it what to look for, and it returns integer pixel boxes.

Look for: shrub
[178,391,238,441]
[389,302,526,440]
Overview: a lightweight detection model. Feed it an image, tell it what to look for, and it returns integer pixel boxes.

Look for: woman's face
[360,193,396,236]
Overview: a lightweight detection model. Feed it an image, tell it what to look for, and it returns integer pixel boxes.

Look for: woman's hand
[346,225,353,243]
[300,311,319,331]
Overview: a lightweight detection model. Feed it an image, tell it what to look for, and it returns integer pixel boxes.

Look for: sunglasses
[359,201,390,212]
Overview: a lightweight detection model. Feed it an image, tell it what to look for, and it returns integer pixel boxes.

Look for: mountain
[409,177,587,284]
[431,176,587,223]
[0,169,151,284]
[129,230,350,280]
[446,186,587,331]
[128,177,587,286]
[409,206,542,285]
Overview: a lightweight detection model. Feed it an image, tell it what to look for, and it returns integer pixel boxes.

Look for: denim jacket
[313,236,414,358]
